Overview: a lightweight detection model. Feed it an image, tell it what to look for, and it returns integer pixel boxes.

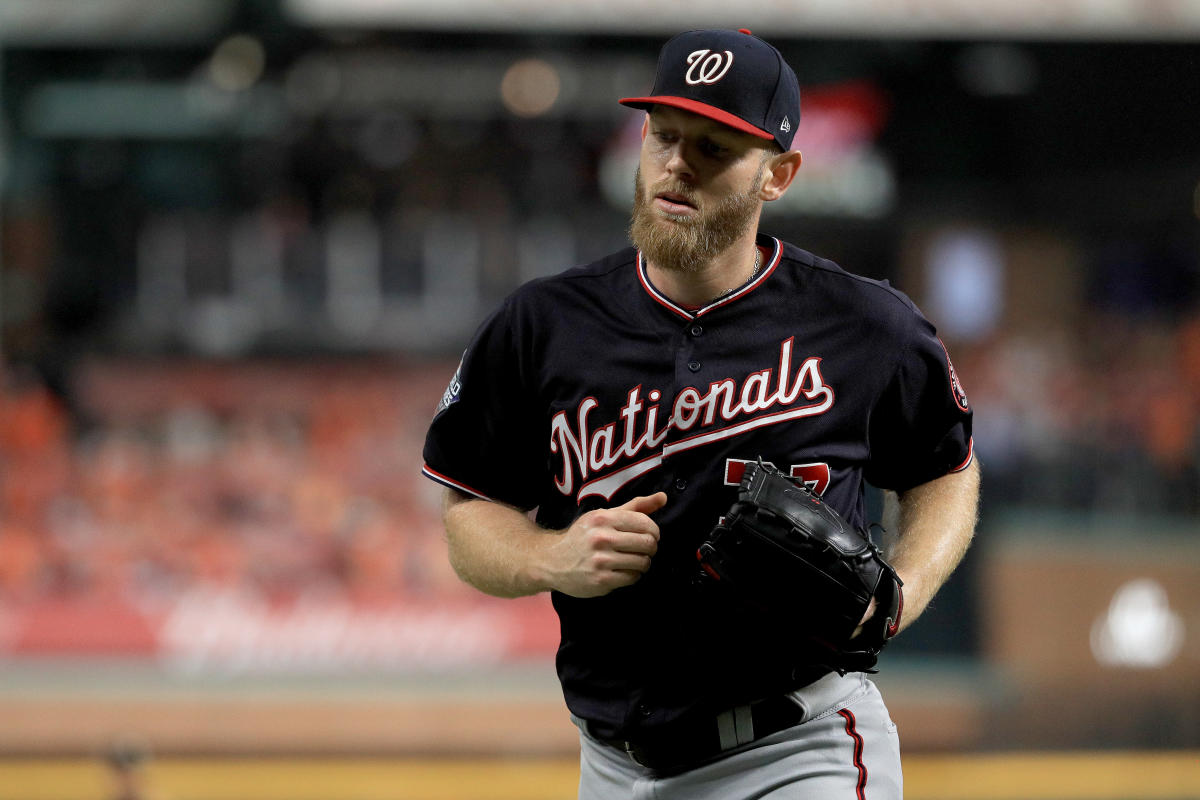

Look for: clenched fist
[542,493,668,598]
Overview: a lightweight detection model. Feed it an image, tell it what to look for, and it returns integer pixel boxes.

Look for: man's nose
[663,142,695,181]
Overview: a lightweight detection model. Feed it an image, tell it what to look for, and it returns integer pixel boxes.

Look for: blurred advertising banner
[984,524,1198,681]
[0,592,560,673]
[981,520,1200,747]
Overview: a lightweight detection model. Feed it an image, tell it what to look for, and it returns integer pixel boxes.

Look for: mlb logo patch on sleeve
[948,355,968,412]
[435,353,466,415]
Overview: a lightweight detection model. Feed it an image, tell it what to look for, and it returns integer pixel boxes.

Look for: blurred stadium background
[0,0,1198,798]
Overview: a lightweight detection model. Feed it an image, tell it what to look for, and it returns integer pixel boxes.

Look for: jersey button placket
[683,320,704,372]
[670,324,703,457]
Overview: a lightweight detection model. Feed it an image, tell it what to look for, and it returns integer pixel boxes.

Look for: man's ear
[640,115,649,142]
[759,150,803,202]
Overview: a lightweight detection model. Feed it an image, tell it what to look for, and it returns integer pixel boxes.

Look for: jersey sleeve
[864,308,974,493]
[422,297,543,510]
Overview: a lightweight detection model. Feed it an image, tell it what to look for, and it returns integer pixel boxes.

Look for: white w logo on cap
[685,49,734,85]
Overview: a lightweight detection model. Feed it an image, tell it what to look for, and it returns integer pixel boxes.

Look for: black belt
[588,694,805,775]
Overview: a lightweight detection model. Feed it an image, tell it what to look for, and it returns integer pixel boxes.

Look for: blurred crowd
[0,358,464,609]
[959,312,1200,516]
[1,304,1198,610]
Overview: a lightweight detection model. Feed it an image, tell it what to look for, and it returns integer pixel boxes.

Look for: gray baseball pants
[575,672,902,799]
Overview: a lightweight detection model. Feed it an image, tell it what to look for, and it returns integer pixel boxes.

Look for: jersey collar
[636,236,782,320]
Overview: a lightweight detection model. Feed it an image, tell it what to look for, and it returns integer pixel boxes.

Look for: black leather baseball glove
[696,460,903,674]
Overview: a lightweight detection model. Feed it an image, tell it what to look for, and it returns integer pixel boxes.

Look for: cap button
[738,28,753,35]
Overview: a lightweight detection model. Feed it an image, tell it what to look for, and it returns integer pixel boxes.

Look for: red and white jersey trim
[421,464,494,501]
[951,437,975,472]
[637,237,782,320]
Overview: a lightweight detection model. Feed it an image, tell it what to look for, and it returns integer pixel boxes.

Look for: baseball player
[422,28,979,799]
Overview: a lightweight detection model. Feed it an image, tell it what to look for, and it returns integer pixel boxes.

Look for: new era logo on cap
[620,28,801,152]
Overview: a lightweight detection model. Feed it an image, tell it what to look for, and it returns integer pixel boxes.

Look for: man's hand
[542,493,668,598]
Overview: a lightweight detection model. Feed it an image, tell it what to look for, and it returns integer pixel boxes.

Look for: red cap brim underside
[620,96,775,141]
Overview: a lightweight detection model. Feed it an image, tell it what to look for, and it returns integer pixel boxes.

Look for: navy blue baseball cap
[620,28,801,152]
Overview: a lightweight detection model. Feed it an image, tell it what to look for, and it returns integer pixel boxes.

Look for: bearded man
[423,28,979,800]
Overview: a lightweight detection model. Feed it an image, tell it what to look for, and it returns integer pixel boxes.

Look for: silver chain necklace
[717,247,762,299]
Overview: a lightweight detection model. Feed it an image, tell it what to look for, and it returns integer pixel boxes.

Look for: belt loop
[716,709,738,750]
[733,704,755,745]
[717,705,756,750]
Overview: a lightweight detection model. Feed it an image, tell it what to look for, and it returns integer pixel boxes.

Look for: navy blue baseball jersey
[422,233,973,737]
